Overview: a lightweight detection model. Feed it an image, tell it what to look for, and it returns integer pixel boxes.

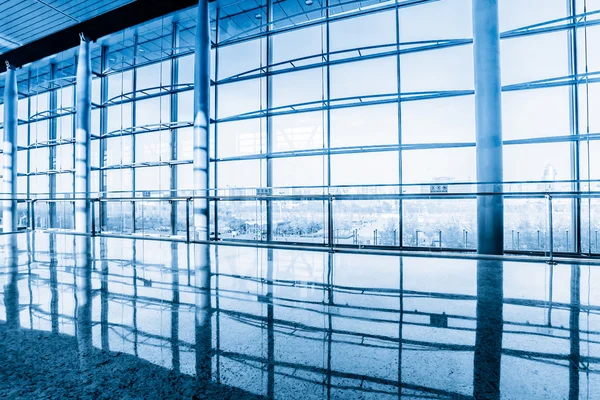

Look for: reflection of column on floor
[266,249,275,399]
[398,257,404,397]
[4,234,19,329]
[74,34,93,373]
[132,239,139,356]
[194,242,212,383]
[100,237,109,351]
[473,259,503,400]
[569,264,581,400]
[171,242,181,373]
[326,252,334,399]
[50,233,59,333]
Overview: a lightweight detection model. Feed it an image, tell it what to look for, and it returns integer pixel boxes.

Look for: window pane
[272,25,325,65]
[502,87,570,140]
[272,112,324,152]
[331,56,397,99]
[272,156,326,187]
[135,131,171,163]
[272,68,324,107]
[402,148,475,184]
[503,142,571,182]
[331,151,399,185]
[401,45,473,92]
[501,32,568,85]
[399,0,472,41]
[331,104,398,148]
[329,10,396,52]
[217,119,265,158]
[135,96,170,126]
[218,78,266,119]
[402,96,475,144]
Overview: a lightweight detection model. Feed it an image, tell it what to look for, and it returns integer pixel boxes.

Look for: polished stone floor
[0,232,599,399]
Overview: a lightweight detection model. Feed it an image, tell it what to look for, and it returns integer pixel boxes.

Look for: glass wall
[1,0,598,254]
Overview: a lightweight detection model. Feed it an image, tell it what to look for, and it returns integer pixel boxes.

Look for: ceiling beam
[0,0,213,74]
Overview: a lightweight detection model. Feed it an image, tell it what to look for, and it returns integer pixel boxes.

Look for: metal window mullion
[171,22,180,236]
[26,70,32,221]
[326,0,333,248]
[213,8,220,241]
[396,0,403,248]
[266,0,274,242]
[49,63,57,228]
[568,0,581,254]
[99,45,109,230]
[132,34,139,232]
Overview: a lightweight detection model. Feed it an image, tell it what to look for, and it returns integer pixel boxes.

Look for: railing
[0,180,595,259]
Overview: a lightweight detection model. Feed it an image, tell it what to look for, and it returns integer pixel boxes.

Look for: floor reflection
[0,232,599,399]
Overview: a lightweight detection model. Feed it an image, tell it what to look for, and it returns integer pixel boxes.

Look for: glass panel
[272,156,326,187]
[502,87,570,140]
[272,25,325,65]
[135,96,170,126]
[272,67,324,107]
[218,38,266,79]
[334,199,400,246]
[330,104,398,148]
[402,96,475,144]
[331,56,397,99]
[273,200,326,244]
[402,147,475,184]
[331,151,399,186]
[399,0,472,41]
[501,32,568,85]
[401,45,473,92]
[135,131,171,163]
[403,199,476,249]
[218,160,265,189]
[503,142,571,182]
[329,10,396,52]
[136,61,171,91]
[217,78,266,119]
[272,112,324,152]
[217,119,266,158]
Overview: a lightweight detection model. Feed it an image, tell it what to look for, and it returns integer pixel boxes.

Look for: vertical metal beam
[132,34,139,232]
[49,63,57,228]
[99,45,109,230]
[325,0,332,248]
[3,62,18,235]
[567,0,581,254]
[395,0,403,248]
[266,0,274,243]
[193,0,212,384]
[472,0,504,255]
[171,23,180,236]
[213,8,220,241]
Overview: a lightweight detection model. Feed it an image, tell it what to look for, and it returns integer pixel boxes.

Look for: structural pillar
[74,34,93,368]
[193,0,212,384]
[473,0,504,255]
[3,62,18,236]
[75,34,92,244]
